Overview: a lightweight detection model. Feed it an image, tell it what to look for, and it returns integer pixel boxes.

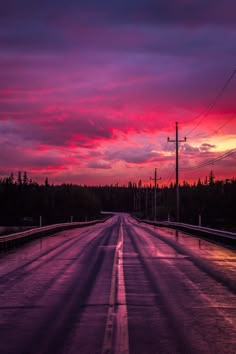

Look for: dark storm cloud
[0,22,69,52]
[1,0,236,62]
[1,0,236,26]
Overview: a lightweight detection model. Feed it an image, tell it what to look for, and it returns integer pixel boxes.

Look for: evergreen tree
[209,170,215,185]
[17,171,22,185]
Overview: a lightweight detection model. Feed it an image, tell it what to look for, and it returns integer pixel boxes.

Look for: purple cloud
[87,161,111,169]
[0,0,235,185]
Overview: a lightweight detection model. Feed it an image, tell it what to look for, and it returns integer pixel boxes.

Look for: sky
[0,0,236,186]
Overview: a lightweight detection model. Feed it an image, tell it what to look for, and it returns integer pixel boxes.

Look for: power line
[180,148,236,171]
[166,170,175,184]
[184,69,236,137]
[191,115,236,140]
[181,149,236,171]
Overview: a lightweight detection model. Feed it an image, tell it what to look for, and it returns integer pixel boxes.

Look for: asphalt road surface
[0,214,235,354]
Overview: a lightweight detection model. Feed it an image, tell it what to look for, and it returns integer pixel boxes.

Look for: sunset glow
[0,1,236,185]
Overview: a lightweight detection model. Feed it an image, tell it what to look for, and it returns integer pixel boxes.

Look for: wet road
[0,214,235,354]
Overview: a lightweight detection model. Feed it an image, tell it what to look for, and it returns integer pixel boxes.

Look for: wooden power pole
[150,168,161,221]
[167,122,186,222]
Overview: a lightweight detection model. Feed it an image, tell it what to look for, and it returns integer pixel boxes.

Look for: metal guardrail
[166,221,236,240]
[0,218,110,249]
[134,217,236,245]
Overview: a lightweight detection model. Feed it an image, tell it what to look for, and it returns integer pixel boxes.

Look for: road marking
[102,221,129,354]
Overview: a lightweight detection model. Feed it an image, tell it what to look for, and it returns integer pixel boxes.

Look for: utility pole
[167,122,186,222]
[145,187,148,219]
[150,168,161,221]
[133,191,137,212]
[138,180,141,212]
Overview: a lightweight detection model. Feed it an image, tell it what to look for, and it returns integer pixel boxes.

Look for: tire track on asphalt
[0,222,113,291]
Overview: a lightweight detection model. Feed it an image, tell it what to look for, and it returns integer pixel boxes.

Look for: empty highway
[0,215,235,354]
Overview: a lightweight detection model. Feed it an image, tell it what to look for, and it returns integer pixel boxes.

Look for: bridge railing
[0,218,110,249]
[134,217,236,245]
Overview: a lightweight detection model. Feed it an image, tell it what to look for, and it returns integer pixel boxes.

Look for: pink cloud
[0,2,236,185]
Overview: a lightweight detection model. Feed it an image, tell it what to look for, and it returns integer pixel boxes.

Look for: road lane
[0,214,235,354]
[0,217,119,354]
[123,215,236,354]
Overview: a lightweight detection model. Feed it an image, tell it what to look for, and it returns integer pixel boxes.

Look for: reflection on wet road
[0,215,235,353]
[125,217,236,353]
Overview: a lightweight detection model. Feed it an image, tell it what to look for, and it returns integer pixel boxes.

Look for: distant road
[0,215,235,354]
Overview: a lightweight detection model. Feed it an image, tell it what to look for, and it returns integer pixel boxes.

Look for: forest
[0,171,235,231]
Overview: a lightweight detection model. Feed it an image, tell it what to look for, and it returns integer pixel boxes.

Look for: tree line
[0,171,235,231]
[0,172,101,226]
[132,172,236,231]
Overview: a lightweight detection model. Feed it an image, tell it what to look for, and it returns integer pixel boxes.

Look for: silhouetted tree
[17,171,22,185]
[209,170,215,185]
